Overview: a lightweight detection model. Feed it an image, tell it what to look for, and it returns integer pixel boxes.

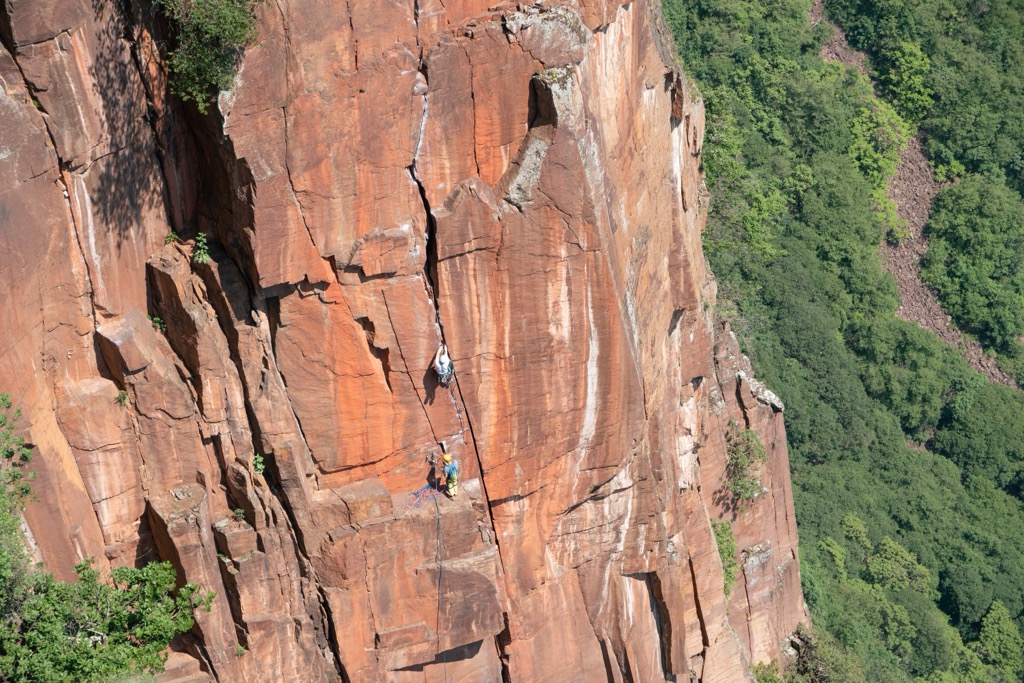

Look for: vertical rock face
[0,0,807,681]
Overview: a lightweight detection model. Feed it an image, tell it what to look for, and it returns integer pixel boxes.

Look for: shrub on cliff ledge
[712,520,740,598]
[156,0,262,113]
[724,420,768,507]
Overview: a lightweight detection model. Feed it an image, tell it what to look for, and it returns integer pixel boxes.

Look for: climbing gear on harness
[442,457,459,499]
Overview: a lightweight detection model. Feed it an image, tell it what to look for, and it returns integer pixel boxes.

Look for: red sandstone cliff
[0,0,806,680]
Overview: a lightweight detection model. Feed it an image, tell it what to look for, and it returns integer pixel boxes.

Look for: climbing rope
[432,490,448,682]
[407,484,441,509]
[407,480,448,680]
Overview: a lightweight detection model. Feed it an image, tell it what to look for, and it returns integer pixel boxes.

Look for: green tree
[879,41,932,123]
[841,513,871,560]
[156,0,263,113]
[0,558,212,681]
[921,175,1024,353]
[972,601,1024,679]
[866,537,932,594]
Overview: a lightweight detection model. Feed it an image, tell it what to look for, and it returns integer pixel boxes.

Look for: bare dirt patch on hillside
[882,140,1018,387]
[808,1,1018,388]
[809,0,869,74]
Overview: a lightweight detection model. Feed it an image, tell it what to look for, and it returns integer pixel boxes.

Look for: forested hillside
[826,0,1024,381]
[662,0,1024,679]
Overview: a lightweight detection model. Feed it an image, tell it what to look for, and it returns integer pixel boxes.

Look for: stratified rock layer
[0,0,807,680]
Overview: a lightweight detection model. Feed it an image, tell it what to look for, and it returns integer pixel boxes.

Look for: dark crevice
[356,316,392,392]
[317,584,352,683]
[668,308,684,336]
[598,637,617,683]
[340,265,395,282]
[645,573,678,682]
[496,614,513,683]
[688,555,711,648]
[529,75,560,130]
[734,377,752,429]
[0,4,14,53]
[621,644,637,683]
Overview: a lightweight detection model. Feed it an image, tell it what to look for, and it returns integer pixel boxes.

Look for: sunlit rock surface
[0,0,807,680]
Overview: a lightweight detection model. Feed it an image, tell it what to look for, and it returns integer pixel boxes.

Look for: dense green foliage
[662,0,1024,679]
[0,396,210,681]
[156,0,262,113]
[724,421,769,506]
[0,560,210,682]
[1,394,34,504]
[920,177,1024,353]
[824,0,1024,378]
[823,0,1024,189]
[712,520,740,598]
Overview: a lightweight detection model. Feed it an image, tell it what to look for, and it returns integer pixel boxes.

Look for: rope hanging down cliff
[406,459,448,681]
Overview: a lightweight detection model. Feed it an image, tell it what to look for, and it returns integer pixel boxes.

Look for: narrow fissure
[496,614,513,683]
[410,157,502,556]
[408,72,512,668]
[688,555,711,648]
[316,583,352,683]
[645,573,677,681]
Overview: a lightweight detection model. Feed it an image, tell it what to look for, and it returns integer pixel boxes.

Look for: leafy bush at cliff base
[0,396,212,680]
[0,559,212,682]
[156,0,262,113]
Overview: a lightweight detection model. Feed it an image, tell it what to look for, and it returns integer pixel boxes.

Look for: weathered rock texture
[0,0,807,680]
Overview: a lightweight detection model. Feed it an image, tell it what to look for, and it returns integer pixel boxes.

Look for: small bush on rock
[156,0,263,113]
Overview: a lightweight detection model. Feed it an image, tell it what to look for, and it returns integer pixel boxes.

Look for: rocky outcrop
[0,0,807,680]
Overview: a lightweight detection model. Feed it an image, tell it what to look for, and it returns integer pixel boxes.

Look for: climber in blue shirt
[442,451,459,499]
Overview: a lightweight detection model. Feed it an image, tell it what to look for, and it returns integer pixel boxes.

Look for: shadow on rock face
[393,639,484,671]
